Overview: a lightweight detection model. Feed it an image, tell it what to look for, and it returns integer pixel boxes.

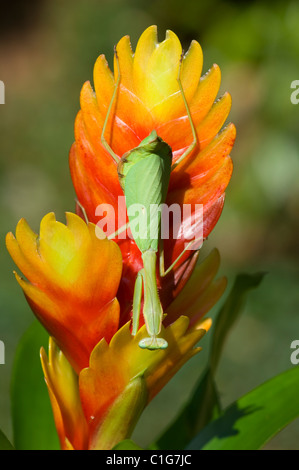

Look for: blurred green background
[0,0,298,449]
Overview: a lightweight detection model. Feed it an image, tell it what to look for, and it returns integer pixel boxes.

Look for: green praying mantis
[101,47,202,350]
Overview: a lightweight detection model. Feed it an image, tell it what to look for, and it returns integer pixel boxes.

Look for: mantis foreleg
[76,199,89,224]
[107,221,131,240]
[171,52,198,171]
[101,46,121,164]
[159,237,203,278]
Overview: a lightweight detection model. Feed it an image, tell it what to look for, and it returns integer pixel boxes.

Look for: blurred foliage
[0,0,298,449]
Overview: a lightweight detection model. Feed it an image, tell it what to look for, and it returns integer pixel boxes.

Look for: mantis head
[117,130,172,190]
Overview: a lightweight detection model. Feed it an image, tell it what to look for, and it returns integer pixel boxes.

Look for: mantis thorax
[117,130,172,190]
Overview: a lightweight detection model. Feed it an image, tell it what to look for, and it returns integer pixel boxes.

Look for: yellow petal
[151,39,203,123]
[143,30,183,114]
[14,271,54,312]
[65,211,90,250]
[6,231,41,286]
[79,316,209,424]
[41,338,88,450]
[197,92,232,149]
[167,249,222,316]
[185,277,227,327]
[190,63,222,122]
[115,34,134,92]
[133,25,158,102]
[14,219,43,274]
[38,213,83,283]
[181,40,203,99]
[155,64,222,157]
[93,54,115,116]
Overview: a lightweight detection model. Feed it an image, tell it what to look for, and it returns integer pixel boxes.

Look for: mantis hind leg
[132,269,144,336]
[171,52,198,171]
[159,236,203,278]
[101,46,121,164]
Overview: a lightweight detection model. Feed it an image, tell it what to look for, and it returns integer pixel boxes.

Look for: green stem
[89,377,147,450]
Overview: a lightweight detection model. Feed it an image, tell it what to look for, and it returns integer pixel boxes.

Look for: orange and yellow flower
[70,25,235,323]
[41,316,212,450]
[6,212,122,373]
[6,25,234,449]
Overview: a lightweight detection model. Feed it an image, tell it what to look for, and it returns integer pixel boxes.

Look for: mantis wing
[124,153,171,253]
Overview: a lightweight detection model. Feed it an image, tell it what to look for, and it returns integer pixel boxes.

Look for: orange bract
[6,213,123,373]
[69,25,235,324]
[70,26,234,225]
[40,315,211,449]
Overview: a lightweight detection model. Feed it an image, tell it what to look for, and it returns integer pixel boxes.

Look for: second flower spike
[6,212,123,373]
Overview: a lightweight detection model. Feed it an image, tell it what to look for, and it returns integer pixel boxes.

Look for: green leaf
[151,369,221,450]
[209,272,265,374]
[113,439,143,450]
[154,272,265,450]
[11,321,60,450]
[0,429,14,450]
[187,366,299,450]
